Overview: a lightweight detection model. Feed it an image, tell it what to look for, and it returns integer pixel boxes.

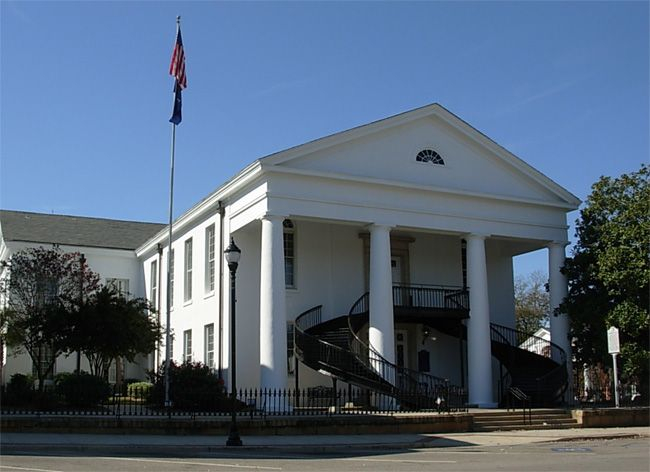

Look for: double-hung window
[184,238,193,303]
[283,219,296,288]
[183,329,192,363]
[204,323,215,370]
[205,225,215,293]
[150,260,158,311]
[107,278,130,298]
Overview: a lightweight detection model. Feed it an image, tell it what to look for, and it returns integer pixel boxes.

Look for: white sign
[607,326,620,354]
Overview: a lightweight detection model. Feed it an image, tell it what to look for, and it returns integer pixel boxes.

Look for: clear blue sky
[1,1,648,278]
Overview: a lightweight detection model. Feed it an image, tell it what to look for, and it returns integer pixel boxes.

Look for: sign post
[607,327,620,408]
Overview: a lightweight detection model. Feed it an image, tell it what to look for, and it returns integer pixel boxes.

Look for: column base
[467,402,499,409]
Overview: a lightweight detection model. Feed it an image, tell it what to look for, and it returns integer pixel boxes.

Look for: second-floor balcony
[392,284,470,320]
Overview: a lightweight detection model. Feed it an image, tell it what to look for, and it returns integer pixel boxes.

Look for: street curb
[2,432,647,455]
[0,441,435,455]
[538,433,648,443]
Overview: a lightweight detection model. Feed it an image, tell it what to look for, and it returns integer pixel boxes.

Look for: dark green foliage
[4,373,35,406]
[55,372,111,408]
[1,247,100,391]
[562,164,649,400]
[70,286,162,380]
[148,361,228,411]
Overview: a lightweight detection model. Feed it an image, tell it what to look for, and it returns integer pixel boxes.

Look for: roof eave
[135,160,264,257]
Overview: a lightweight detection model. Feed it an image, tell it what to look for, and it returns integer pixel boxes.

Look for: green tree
[70,286,162,380]
[562,164,649,398]
[514,270,550,335]
[1,247,99,391]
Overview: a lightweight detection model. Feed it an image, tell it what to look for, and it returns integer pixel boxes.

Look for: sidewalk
[1,426,648,454]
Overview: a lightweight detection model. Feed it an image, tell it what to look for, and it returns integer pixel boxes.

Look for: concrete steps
[471,409,578,432]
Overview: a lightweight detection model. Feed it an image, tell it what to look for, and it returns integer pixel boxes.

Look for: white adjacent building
[0,210,164,385]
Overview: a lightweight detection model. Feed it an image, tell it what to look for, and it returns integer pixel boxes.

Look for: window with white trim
[183,329,192,363]
[107,278,130,298]
[204,323,215,370]
[283,219,295,288]
[461,239,467,289]
[150,260,158,311]
[184,238,193,302]
[205,224,215,293]
[287,321,295,374]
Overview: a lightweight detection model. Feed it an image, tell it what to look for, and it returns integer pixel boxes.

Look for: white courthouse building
[3,104,579,407]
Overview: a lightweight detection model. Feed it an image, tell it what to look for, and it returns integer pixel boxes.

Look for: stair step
[474,422,578,432]
[474,418,577,426]
[471,408,576,432]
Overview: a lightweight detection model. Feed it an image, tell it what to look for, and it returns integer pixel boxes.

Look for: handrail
[507,386,532,424]
[347,292,462,408]
[490,322,568,404]
[295,305,323,332]
[490,323,567,365]
[294,305,356,374]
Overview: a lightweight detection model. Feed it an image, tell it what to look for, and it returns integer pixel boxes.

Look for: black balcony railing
[392,284,469,312]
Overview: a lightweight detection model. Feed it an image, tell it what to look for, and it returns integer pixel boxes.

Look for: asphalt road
[1,437,648,472]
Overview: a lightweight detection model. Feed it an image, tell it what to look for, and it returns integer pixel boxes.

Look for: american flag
[169,27,187,89]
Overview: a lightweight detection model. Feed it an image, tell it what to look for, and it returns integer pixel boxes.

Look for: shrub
[148,361,228,411]
[4,373,35,406]
[55,372,111,408]
[127,381,152,398]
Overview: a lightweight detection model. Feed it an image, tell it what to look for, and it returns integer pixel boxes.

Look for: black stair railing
[295,305,349,373]
[295,305,391,392]
[490,323,568,404]
[295,291,468,411]
[347,292,465,409]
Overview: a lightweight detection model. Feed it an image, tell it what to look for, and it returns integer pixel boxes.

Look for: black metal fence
[1,384,467,417]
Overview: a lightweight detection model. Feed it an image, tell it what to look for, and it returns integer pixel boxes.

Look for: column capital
[367,223,394,233]
[464,233,490,241]
[547,240,570,249]
[260,213,287,223]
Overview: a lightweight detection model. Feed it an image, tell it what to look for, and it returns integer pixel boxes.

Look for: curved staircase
[295,287,567,410]
[490,323,568,406]
[295,294,466,411]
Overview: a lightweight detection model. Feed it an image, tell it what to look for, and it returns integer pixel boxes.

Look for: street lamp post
[224,238,243,447]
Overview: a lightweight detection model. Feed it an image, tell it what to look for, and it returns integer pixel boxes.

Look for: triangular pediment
[261,104,579,208]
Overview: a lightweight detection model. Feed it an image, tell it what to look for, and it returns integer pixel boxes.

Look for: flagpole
[164,15,181,410]
[164,122,176,409]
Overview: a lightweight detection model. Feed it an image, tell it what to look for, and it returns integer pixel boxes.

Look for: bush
[55,372,111,408]
[127,381,152,398]
[148,361,228,411]
[4,373,35,406]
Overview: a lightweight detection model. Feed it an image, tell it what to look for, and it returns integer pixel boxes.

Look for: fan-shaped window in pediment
[416,149,445,165]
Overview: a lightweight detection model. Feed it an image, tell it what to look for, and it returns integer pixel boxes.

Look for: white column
[259,214,288,390]
[548,241,572,394]
[368,224,395,370]
[466,234,495,407]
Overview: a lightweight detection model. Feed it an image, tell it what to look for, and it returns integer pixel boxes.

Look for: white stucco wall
[409,233,463,287]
